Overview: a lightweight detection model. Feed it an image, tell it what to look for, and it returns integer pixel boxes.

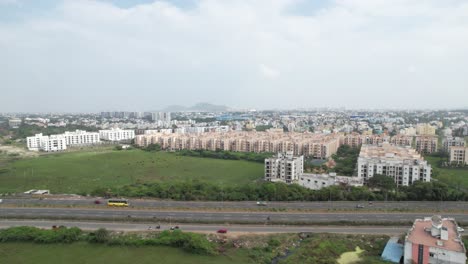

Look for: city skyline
[1,0,468,112]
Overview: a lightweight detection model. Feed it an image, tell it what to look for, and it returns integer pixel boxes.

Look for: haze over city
[1,0,468,112]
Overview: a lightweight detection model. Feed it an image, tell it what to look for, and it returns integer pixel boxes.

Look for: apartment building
[357,143,431,186]
[8,118,22,128]
[135,131,340,159]
[449,146,467,165]
[99,128,135,141]
[264,151,304,183]
[27,133,67,152]
[298,173,363,190]
[443,137,466,153]
[404,215,466,264]
[62,130,100,146]
[416,123,436,135]
[415,136,438,154]
[151,112,171,123]
[389,135,413,147]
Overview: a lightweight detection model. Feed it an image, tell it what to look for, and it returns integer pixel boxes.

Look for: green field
[0,149,264,194]
[0,243,251,264]
[425,156,468,189]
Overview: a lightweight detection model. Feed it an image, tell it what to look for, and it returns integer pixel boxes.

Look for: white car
[0,199,3,203]
[457,227,464,233]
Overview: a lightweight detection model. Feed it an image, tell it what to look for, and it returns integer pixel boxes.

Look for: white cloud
[0,0,468,111]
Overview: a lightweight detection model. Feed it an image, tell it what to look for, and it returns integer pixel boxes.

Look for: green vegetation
[177,149,273,163]
[331,145,360,176]
[255,125,273,131]
[0,243,250,264]
[425,156,468,190]
[0,149,263,194]
[278,234,390,264]
[10,124,98,140]
[0,226,216,255]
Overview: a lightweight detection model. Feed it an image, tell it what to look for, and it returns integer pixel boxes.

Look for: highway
[0,219,409,235]
[2,197,468,211]
[1,207,468,223]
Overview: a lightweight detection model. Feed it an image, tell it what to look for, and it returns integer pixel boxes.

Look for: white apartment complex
[27,133,67,152]
[404,216,466,264]
[264,151,304,184]
[99,128,135,141]
[449,146,468,165]
[443,137,466,153]
[298,173,363,190]
[357,143,431,186]
[62,130,100,146]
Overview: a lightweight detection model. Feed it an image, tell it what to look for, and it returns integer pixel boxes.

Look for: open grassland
[0,149,263,194]
[0,243,251,264]
[425,156,468,189]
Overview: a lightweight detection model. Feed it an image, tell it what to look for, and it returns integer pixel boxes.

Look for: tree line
[91,179,468,202]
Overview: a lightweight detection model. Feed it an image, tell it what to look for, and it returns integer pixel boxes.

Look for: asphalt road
[2,197,468,211]
[1,207,468,223]
[0,219,409,235]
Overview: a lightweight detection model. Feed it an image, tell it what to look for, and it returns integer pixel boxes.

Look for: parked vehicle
[457,227,464,232]
[217,228,228,234]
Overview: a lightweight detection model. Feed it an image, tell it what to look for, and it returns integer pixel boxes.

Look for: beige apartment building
[415,136,438,154]
[135,131,340,159]
[443,137,466,152]
[449,146,467,165]
[341,133,412,148]
[416,123,436,135]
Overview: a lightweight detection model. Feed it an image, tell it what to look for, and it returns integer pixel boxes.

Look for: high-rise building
[27,133,67,152]
[416,123,436,135]
[415,136,438,154]
[443,137,466,153]
[357,143,431,186]
[62,130,100,146]
[99,128,135,141]
[264,151,303,184]
[449,146,467,165]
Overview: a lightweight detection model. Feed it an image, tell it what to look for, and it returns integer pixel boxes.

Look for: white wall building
[443,137,466,153]
[99,128,135,141]
[298,173,363,190]
[62,130,100,146]
[404,215,466,264]
[27,133,67,152]
[265,151,304,184]
[357,143,431,186]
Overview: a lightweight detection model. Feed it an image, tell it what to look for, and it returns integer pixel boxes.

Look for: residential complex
[357,143,431,186]
[415,135,438,154]
[449,146,468,165]
[99,128,135,141]
[404,215,466,264]
[342,133,412,147]
[62,130,100,146]
[26,133,67,152]
[298,173,363,190]
[264,151,304,183]
[8,118,21,128]
[135,131,341,159]
[443,137,466,153]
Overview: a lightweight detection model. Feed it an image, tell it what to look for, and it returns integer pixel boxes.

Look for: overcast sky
[1,0,468,112]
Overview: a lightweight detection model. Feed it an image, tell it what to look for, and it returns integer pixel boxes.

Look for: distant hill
[161,103,230,112]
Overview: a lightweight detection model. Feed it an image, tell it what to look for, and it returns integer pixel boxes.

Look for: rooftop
[406,217,465,253]
[359,143,423,161]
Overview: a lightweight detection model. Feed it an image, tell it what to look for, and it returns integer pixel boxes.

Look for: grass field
[425,156,468,189]
[0,149,264,194]
[0,243,251,264]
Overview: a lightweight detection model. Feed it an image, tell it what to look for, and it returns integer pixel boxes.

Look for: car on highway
[94,200,101,204]
[0,199,2,203]
[217,228,228,234]
[355,204,364,209]
[170,226,179,230]
[457,227,464,232]
[256,201,268,206]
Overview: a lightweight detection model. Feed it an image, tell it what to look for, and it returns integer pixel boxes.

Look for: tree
[367,175,396,192]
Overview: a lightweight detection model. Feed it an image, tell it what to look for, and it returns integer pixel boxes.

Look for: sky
[1,0,468,112]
